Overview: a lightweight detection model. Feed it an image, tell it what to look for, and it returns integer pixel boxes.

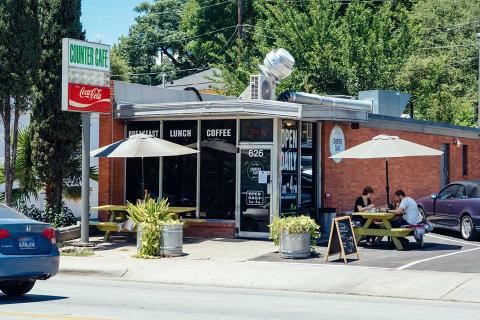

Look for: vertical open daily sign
[61,38,111,113]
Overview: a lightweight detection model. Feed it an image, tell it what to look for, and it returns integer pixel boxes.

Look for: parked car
[0,205,59,296]
[417,180,480,241]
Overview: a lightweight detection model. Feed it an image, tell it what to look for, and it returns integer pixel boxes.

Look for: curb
[59,268,128,278]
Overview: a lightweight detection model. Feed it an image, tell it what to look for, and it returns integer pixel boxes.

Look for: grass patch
[60,248,95,257]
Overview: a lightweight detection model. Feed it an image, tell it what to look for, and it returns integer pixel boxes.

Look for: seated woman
[353,186,376,246]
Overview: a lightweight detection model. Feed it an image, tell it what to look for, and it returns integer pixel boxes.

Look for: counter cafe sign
[329,125,345,163]
[62,38,111,113]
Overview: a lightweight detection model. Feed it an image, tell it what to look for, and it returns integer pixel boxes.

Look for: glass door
[238,145,272,238]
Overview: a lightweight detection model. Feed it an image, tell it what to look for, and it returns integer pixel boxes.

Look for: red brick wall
[98,82,125,221]
[322,122,480,212]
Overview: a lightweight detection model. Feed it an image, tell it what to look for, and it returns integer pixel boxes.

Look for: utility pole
[477,33,480,127]
[237,0,243,40]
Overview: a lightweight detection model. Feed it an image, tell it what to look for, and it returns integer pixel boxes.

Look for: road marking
[0,311,114,320]
[425,234,480,247]
[396,247,480,270]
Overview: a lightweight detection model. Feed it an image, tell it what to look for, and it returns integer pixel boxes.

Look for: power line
[118,25,237,49]
[139,0,235,17]
[111,27,239,79]
[418,43,477,50]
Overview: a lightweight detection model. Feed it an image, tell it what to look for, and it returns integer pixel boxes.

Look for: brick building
[97,80,480,239]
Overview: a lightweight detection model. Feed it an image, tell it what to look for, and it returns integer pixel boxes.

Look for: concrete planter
[279,230,311,259]
[160,224,183,256]
[56,225,81,242]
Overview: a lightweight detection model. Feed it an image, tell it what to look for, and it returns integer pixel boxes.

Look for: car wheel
[0,280,36,296]
[461,215,478,241]
[418,207,426,223]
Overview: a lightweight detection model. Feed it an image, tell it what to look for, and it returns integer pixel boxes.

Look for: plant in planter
[126,197,177,258]
[269,215,320,259]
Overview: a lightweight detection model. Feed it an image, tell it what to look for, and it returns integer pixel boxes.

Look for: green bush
[126,197,179,258]
[269,215,320,246]
[15,199,76,228]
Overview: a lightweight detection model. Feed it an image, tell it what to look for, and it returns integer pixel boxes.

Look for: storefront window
[281,120,299,212]
[125,121,160,203]
[200,120,237,220]
[240,119,273,142]
[301,122,316,211]
[162,121,197,209]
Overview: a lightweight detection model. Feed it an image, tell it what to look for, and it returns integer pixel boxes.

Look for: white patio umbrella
[90,133,198,195]
[330,134,443,205]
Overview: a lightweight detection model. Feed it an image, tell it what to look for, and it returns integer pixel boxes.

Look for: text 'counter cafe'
[98,50,480,239]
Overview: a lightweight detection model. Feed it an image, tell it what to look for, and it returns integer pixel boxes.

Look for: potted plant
[126,197,180,258]
[269,215,320,259]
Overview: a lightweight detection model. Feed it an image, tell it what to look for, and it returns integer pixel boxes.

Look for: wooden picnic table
[90,205,197,241]
[351,211,413,250]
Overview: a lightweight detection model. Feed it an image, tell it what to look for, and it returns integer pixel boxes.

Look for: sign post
[62,38,111,245]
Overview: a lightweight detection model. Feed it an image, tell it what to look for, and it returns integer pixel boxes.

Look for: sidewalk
[59,237,480,304]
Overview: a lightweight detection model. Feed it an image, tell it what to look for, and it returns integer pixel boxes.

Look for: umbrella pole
[141,157,145,198]
[385,158,390,206]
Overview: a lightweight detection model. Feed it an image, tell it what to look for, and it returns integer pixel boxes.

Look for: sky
[81,0,146,45]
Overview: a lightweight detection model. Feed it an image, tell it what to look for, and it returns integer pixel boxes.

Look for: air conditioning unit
[250,75,276,100]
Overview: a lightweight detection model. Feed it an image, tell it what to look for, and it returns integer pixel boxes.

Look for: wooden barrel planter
[160,224,183,256]
[280,230,311,259]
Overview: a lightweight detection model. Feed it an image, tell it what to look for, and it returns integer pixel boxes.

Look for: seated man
[390,189,420,245]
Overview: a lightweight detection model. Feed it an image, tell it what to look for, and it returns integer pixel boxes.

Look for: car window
[455,185,467,199]
[438,184,461,200]
[0,204,27,219]
[469,186,480,198]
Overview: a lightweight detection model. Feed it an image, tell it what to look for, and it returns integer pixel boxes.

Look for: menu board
[325,216,359,263]
[281,121,298,211]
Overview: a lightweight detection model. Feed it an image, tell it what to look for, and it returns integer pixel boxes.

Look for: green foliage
[0,0,40,205]
[31,0,84,214]
[15,198,77,228]
[126,197,178,258]
[0,128,99,203]
[269,215,320,246]
[110,45,131,82]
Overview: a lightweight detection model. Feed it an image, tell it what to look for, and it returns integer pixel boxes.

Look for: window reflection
[301,122,315,210]
[200,120,237,220]
[162,121,197,210]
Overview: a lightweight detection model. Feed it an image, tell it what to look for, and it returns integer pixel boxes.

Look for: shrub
[269,215,320,246]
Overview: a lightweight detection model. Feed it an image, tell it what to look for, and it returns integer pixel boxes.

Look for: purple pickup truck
[417,180,480,241]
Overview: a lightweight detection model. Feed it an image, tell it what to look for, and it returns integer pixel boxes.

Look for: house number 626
[248,149,264,157]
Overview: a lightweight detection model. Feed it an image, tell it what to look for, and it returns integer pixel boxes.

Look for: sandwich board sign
[325,216,359,263]
[61,38,111,113]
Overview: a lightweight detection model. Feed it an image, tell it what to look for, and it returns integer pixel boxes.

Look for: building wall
[322,122,480,213]
[98,83,125,221]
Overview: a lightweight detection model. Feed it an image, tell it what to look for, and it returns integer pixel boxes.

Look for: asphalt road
[253,229,480,272]
[0,276,479,320]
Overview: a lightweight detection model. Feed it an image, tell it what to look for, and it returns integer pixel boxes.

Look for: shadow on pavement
[0,294,68,304]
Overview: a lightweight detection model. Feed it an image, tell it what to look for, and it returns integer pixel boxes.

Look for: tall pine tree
[0,0,40,205]
[31,0,83,215]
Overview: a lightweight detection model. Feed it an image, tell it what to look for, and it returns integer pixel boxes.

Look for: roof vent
[358,90,410,117]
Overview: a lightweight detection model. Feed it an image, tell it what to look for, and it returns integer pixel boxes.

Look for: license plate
[18,237,35,249]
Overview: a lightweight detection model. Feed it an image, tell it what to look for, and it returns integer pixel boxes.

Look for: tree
[0,0,40,205]
[395,0,480,125]
[215,0,415,96]
[110,45,131,82]
[117,0,244,86]
[31,0,84,216]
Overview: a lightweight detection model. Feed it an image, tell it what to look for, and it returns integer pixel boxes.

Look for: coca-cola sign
[68,83,110,113]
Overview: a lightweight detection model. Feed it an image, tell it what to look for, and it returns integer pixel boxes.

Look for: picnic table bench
[90,205,197,241]
[352,211,414,250]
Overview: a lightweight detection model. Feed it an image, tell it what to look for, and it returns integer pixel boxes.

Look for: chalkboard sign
[325,216,359,263]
